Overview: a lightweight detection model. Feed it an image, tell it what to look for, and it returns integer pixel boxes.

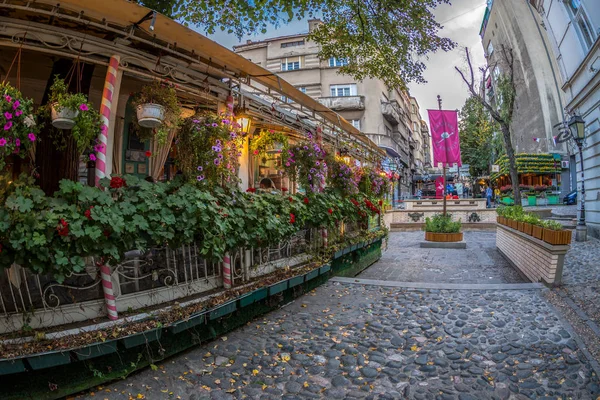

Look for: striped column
[95,55,120,187]
[222,252,232,289]
[99,262,118,320]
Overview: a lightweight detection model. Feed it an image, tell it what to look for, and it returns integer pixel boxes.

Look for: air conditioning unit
[561,160,570,169]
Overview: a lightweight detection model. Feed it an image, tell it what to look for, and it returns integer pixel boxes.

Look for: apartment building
[480,0,572,196]
[533,0,599,238]
[233,19,431,199]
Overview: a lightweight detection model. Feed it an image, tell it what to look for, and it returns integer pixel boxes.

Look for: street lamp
[568,114,587,242]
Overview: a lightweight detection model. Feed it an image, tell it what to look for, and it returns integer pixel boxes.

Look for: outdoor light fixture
[568,113,587,242]
[236,116,252,134]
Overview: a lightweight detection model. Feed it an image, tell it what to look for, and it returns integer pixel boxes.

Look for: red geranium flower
[145,151,152,157]
[84,206,94,220]
[56,219,69,237]
[289,213,296,224]
[281,187,288,192]
[103,229,111,238]
[246,187,256,193]
[109,176,126,189]
[303,197,309,204]
[288,197,293,202]
[253,150,259,155]
[328,208,333,214]
[378,199,383,206]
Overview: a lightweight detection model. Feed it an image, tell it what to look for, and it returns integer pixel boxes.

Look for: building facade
[234,20,432,200]
[480,0,573,196]
[533,0,599,238]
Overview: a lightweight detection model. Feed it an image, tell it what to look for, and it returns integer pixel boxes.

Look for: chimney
[308,19,323,33]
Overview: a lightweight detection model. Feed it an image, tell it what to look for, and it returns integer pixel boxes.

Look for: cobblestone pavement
[360,231,524,284]
[79,283,599,400]
[527,205,577,217]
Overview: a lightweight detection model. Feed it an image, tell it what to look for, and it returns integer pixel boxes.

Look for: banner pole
[438,95,447,218]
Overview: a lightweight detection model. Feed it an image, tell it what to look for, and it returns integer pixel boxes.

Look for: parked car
[563,190,577,205]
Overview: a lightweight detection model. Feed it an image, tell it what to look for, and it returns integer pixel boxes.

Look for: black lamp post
[569,114,587,242]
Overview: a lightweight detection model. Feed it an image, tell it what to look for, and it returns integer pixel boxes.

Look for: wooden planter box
[542,229,572,245]
[522,222,533,236]
[509,219,518,230]
[532,225,543,240]
[517,221,524,232]
[424,232,463,242]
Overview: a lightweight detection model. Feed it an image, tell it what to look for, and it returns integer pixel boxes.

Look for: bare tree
[455,46,521,205]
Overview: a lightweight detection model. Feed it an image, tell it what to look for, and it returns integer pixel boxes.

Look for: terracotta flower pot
[425,232,463,242]
[542,229,572,245]
[532,225,543,240]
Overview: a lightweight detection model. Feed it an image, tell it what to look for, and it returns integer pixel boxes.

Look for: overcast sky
[205,0,488,124]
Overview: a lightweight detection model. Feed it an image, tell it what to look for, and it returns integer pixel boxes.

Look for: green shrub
[424,214,461,233]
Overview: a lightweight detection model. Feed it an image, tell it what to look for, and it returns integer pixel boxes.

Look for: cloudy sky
[205,0,488,123]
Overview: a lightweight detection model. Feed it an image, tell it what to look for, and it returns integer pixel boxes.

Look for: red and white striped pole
[95,55,120,187]
[222,252,232,289]
[97,56,120,320]
[98,261,118,320]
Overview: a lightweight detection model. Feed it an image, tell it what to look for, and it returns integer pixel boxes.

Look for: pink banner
[427,110,462,167]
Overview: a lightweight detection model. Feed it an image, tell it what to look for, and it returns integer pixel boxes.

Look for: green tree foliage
[459,96,497,179]
[137,0,455,89]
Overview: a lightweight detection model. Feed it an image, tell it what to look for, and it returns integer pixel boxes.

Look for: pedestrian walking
[485,185,493,208]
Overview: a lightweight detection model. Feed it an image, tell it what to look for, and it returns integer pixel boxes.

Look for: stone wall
[388,209,497,224]
[496,225,569,286]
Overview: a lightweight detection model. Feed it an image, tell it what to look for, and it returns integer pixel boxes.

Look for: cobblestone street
[78,232,600,400]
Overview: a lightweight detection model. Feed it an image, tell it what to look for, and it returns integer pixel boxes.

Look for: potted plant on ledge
[424,214,463,242]
[132,80,180,145]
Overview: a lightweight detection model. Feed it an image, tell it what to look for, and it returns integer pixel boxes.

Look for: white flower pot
[136,103,165,128]
[51,104,79,130]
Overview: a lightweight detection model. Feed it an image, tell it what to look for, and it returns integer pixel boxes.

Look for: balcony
[381,101,400,125]
[365,133,410,166]
[317,96,365,111]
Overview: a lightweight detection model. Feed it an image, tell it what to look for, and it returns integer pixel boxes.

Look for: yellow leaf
[282,354,291,362]
[410,345,418,351]
[214,379,221,385]
[225,389,236,393]
[261,384,267,390]
[161,390,168,393]
[303,381,309,388]
[137,394,145,399]
[277,344,283,348]
[252,369,259,376]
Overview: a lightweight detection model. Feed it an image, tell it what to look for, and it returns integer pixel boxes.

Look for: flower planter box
[350,244,358,251]
[424,232,463,242]
[0,358,26,375]
[522,222,533,236]
[305,269,319,282]
[547,194,559,205]
[288,275,304,288]
[169,313,206,334]
[209,300,237,320]
[51,104,78,129]
[509,219,519,230]
[517,221,524,233]
[121,327,163,349]
[239,287,268,308]
[528,195,537,206]
[27,351,71,370]
[136,103,165,128]
[333,250,343,259]
[74,341,118,361]
[542,229,572,246]
[532,225,543,240]
[342,247,351,255]
[269,280,288,295]
[319,264,331,275]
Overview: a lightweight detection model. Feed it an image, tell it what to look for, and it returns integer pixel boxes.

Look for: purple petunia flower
[230,132,237,139]
[222,119,230,124]
[4,112,12,120]
[0,138,6,146]
[28,133,36,141]
[214,158,221,165]
[3,121,12,131]
[211,123,218,127]
[79,104,89,111]
[197,175,204,181]
[215,140,222,145]
[218,153,223,159]
[193,119,200,124]
[197,166,203,171]
[212,146,219,152]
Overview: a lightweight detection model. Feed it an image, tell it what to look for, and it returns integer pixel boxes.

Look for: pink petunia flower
[79,104,89,111]
[12,100,20,110]
[4,95,11,103]
[3,122,12,131]
[0,138,6,146]
[4,112,12,120]
[89,154,96,161]
[15,139,20,147]
[28,133,36,141]
[15,110,22,117]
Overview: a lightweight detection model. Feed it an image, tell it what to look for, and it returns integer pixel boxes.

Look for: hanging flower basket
[136,103,165,128]
[50,103,79,129]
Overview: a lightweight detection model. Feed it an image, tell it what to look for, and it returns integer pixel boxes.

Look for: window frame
[281,40,305,48]
[565,0,597,50]
[329,84,357,97]
[281,57,301,71]
[350,119,361,130]
[329,57,349,67]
